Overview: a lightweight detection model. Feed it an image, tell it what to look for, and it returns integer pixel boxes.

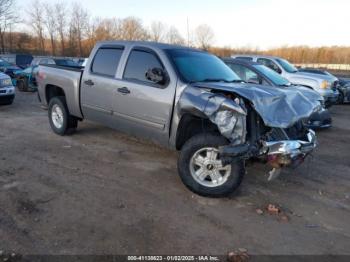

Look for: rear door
[81,46,124,123]
[112,47,176,144]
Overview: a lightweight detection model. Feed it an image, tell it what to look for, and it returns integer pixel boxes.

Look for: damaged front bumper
[262,129,316,180]
[220,130,317,180]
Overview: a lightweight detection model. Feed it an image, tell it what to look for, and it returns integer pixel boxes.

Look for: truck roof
[96,40,198,51]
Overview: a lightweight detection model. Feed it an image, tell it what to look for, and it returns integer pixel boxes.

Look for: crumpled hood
[192,82,322,128]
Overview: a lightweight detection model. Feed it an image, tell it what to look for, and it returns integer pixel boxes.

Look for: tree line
[1,0,350,64]
[0,0,215,57]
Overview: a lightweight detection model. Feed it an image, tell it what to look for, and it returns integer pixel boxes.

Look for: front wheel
[48,96,78,136]
[178,133,245,197]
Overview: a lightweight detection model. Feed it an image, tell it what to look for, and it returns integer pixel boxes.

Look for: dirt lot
[1,91,350,256]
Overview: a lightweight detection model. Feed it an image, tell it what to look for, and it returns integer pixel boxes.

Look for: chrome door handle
[117,87,131,94]
[84,79,94,86]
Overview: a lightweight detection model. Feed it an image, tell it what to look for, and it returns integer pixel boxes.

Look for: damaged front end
[177,84,319,180]
[261,128,316,180]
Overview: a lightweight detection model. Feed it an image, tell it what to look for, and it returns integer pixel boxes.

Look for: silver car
[0,72,15,105]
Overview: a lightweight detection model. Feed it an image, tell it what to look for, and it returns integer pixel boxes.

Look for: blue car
[0,59,22,85]
[14,65,39,92]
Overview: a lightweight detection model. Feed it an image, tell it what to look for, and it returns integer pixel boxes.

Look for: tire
[178,133,245,197]
[337,91,344,104]
[48,96,78,136]
[16,79,25,92]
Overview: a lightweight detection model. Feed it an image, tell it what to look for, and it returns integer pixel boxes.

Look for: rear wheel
[178,133,245,197]
[48,96,78,136]
[16,79,26,92]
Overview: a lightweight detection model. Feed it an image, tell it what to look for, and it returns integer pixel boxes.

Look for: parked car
[233,55,339,107]
[0,59,22,83]
[0,72,15,105]
[14,65,39,92]
[337,79,350,103]
[299,68,350,104]
[223,58,332,129]
[37,41,320,197]
[0,54,33,69]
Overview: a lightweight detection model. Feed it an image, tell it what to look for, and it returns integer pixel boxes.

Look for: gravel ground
[0,91,349,256]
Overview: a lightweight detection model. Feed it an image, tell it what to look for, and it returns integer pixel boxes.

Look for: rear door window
[123,49,164,85]
[91,48,124,77]
[257,58,281,73]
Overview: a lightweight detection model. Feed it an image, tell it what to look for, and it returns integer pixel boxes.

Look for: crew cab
[37,41,320,197]
[232,55,339,107]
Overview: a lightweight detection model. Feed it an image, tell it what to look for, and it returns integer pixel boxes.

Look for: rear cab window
[91,47,124,77]
[123,48,165,87]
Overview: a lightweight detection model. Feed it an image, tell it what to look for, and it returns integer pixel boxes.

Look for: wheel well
[176,114,220,150]
[46,85,65,103]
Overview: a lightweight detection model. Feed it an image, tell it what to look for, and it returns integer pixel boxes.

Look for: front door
[112,48,176,145]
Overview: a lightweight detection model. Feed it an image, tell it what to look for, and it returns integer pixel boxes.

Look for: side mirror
[145,67,167,85]
[247,77,260,85]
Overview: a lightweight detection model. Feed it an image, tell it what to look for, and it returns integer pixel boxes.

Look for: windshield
[253,65,290,86]
[166,49,240,83]
[276,58,298,73]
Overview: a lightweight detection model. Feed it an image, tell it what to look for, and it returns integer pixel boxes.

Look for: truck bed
[37,64,84,119]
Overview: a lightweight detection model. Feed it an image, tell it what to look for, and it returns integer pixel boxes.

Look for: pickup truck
[232,55,339,107]
[37,41,320,197]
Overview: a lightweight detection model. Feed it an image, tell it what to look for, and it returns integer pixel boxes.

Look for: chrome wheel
[51,104,64,129]
[189,147,231,188]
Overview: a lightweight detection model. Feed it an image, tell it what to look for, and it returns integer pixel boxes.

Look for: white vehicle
[232,55,339,107]
[0,72,15,105]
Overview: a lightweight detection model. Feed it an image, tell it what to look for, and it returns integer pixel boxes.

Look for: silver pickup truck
[37,41,320,197]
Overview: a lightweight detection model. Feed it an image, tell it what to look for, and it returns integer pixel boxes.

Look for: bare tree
[120,17,148,41]
[166,26,185,45]
[195,24,215,50]
[150,21,166,42]
[44,3,57,55]
[92,17,122,41]
[54,2,67,55]
[71,2,89,56]
[28,0,46,53]
[0,0,18,53]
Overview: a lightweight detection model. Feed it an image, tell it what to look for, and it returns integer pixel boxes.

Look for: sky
[16,0,350,49]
